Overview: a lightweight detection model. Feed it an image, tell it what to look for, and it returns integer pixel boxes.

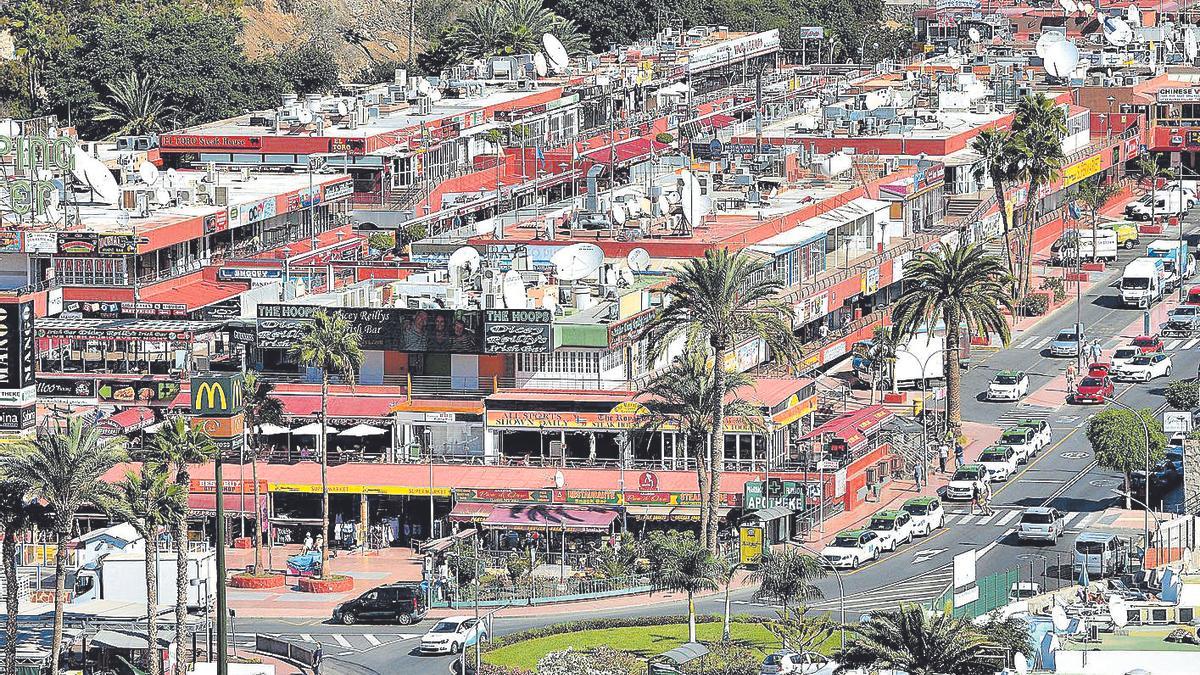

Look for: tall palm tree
[241,371,283,575]
[0,480,49,675]
[0,418,124,674]
[835,604,1031,675]
[104,467,186,675]
[149,415,215,675]
[91,71,175,139]
[290,311,363,578]
[891,242,1014,436]
[640,351,758,550]
[859,324,905,401]
[643,249,801,553]
[659,539,723,642]
[748,547,826,620]
[1011,94,1066,297]
[446,0,587,62]
[970,128,1025,276]
[1076,179,1122,261]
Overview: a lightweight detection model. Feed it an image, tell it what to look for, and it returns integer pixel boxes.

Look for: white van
[1053,229,1118,263]
[1121,257,1166,308]
[1126,191,1194,220]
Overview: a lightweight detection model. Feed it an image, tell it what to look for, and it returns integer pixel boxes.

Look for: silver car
[1018,507,1065,543]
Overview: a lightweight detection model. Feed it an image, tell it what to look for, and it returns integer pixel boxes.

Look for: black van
[333,583,427,625]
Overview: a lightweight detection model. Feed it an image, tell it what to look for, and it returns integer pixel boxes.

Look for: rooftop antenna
[626,247,651,271]
[551,243,604,281]
[543,33,570,72]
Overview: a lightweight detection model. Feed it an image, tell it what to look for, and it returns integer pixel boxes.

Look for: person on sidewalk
[954,442,965,469]
[913,463,924,490]
[1089,339,1103,364]
[970,482,980,515]
[1065,363,1077,394]
[938,442,949,474]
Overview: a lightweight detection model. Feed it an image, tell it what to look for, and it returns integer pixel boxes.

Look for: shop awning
[188,493,266,516]
[482,505,620,532]
[139,275,247,311]
[449,502,494,523]
[581,138,669,167]
[291,422,339,435]
[91,629,173,650]
[340,423,388,437]
[627,506,733,522]
[256,423,290,435]
[420,528,476,554]
[97,407,156,435]
[744,505,794,522]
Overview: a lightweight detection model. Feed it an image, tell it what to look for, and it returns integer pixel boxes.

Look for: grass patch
[484,621,782,670]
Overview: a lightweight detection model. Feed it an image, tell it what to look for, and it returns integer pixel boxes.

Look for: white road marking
[364,634,382,647]
[957,514,977,525]
[912,548,946,563]
[1183,338,1200,350]
[332,634,352,648]
[1074,512,1101,529]
[1166,339,1182,351]
[975,512,999,525]
[996,510,1021,526]
[1061,512,1081,527]
[299,634,315,642]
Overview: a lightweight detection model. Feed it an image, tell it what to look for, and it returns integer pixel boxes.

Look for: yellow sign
[1063,155,1103,187]
[739,525,765,565]
[610,401,649,415]
[923,44,934,53]
[191,375,245,416]
[269,482,453,497]
[485,410,764,433]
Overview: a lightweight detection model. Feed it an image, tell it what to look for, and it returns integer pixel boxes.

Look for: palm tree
[446,0,588,62]
[891,242,1014,436]
[0,480,48,675]
[659,539,723,642]
[835,604,1031,675]
[241,371,283,575]
[1137,155,1172,236]
[859,324,904,401]
[91,71,175,139]
[1076,179,1122,262]
[149,415,215,675]
[639,351,758,550]
[1011,94,1066,297]
[970,128,1025,276]
[0,418,124,674]
[104,466,186,675]
[643,249,801,552]
[748,547,826,620]
[290,311,363,578]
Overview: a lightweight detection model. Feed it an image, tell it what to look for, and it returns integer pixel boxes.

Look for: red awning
[188,493,266,516]
[703,114,736,129]
[582,138,669,167]
[139,274,247,310]
[801,405,893,446]
[449,502,494,523]
[482,505,620,532]
[98,407,156,434]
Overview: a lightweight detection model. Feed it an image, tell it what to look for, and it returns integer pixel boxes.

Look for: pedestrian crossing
[943,508,1103,530]
[810,565,955,615]
[1011,334,1200,352]
[993,406,1055,428]
[232,632,417,654]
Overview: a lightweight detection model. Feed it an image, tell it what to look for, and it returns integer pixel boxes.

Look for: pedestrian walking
[970,482,980,515]
[954,442,965,469]
[981,481,994,516]
[913,463,923,490]
[1089,339,1102,364]
[938,443,948,474]
[1065,363,1077,393]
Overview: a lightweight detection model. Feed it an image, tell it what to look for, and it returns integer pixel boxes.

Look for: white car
[760,651,838,675]
[1013,419,1052,455]
[821,530,882,569]
[419,616,486,655]
[987,370,1029,401]
[977,446,1019,482]
[866,509,916,551]
[901,497,945,536]
[946,464,990,501]
[1113,353,1173,381]
[997,427,1038,463]
[1110,346,1140,369]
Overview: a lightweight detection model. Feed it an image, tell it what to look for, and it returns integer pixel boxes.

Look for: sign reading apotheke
[743,479,820,511]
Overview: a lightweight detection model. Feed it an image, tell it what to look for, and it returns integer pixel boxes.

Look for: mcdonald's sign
[189,413,244,439]
[191,374,244,416]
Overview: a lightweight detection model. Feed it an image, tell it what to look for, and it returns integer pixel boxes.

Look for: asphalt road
[240,217,1200,674]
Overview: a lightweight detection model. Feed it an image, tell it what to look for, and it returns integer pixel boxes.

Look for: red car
[1130,335,1164,354]
[1188,286,1200,306]
[1087,362,1111,378]
[1075,375,1115,403]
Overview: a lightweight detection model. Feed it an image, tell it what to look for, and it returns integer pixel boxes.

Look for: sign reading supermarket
[1062,154,1103,187]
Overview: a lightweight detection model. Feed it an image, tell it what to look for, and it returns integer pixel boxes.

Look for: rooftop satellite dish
[0,120,19,136]
[1103,17,1134,47]
[1014,653,1028,675]
[627,247,651,271]
[1060,0,1078,13]
[297,108,314,125]
[551,243,604,281]
[417,79,432,95]
[612,202,627,225]
[154,187,171,204]
[543,292,557,313]
[1036,32,1065,58]
[1051,605,1070,633]
[165,168,180,186]
[429,88,443,102]
[84,157,120,204]
[639,197,652,215]
[1082,2,1095,14]
[1109,595,1129,628]
[553,469,565,490]
[968,27,982,42]
[1127,4,1141,26]
[502,270,528,309]
[543,33,570,71]
[534,52,548,77]
[1044,39,1081,78]
[336,100,349,116]
[620,268,635,286]
[656,195,670,215]
[70,146,90,184]
[474,218,496,235]
[139,162,159,185]
[448,246,481,276]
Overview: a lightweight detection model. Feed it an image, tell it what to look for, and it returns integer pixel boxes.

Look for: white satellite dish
[543,33,570,71]
[502,270,527,309]
[165,168,180,187]
[1051,605,1070,633]
[297,108,314,125]
[1036,32,1065,59]
[968,27,982,42]
[138,162,159,185]
[474,218,496,235]
[448,246,481,276]
[154,187,171,204]
[70,146,90,184]
[619,268,635,286]
[429,88,443,102]
[1109,595,1129,628]
[551,243,604,281]
[1044,39,1081,78]
[336,100,348,116]
[1127,4,1141,26]
[612,202,627,225]
[0,120,19,136]
[627,247,651,271]
[1060,0,1078,14]
[1103,17,1134,47]
[543,293,557,313]
[656,195,670,215]
[417,79,432,95]
[534,52,548,77]
[83,157,120,204]
[1081,2,1095,14]
[1014,653,1028,675]
[639,197,652,215]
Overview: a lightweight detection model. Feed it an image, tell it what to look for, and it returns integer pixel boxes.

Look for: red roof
[802,405,894,445]
[139,273,247,310]
[98,407,156,433]
[171,392,402,418]
[188,493,265,515]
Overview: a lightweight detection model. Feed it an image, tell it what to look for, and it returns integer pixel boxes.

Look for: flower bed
[229,572,285,589]
[297,574,353,593]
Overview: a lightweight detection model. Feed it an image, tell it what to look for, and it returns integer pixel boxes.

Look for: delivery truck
[1051,228,1119,263]
[852,325,965,389]
[1121,257,1166,308]
[1146,240,1197,292]
[71,549,216,610]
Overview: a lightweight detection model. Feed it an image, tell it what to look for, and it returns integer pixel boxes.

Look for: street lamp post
[1106,398,1153,551]
[896,345,953,473]
[788,541,846,650]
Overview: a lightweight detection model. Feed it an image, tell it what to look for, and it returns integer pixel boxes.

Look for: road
[240,218,1200,674]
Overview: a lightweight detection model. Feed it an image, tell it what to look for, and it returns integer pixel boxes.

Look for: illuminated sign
[191,374,245,416]
[0,134,75,216]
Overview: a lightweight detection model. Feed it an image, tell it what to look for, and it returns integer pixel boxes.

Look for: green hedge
[484,614,771,650]
[1019,292,1050,316]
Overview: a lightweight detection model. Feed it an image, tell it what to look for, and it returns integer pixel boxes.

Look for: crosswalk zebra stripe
[1165,339,1182,351]
[1061,512,1081,527]
[1074,512,1101,529]
[364,634,382,647]
[996,510,1021,526]
[299,634,315,643]
[1183,338,1200,350]
[957,514,977,525]
[974,512,999,525]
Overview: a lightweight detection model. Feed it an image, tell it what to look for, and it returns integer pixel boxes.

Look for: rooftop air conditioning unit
[214,185,229,207]
[415,96,432,115]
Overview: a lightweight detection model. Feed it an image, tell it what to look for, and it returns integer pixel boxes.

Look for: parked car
[1018,507,1065,543]
[1009,582,1042,602]
[1113,353,1173,381]
[760,651,837,675]
[1110,347,1140,368]
[1087,362,1112,378]
[820,529,882,569]
[419,616,487,655]
[1074,375,1115,403]
[1187,285,1200,306]
[988,370,1029,401]
[333,583,427,625]
[946,464,990,501]
[1130,335,1164,354]
[1015,419,1053,453]
[1050,328,1084,357]
[978,446,1020,481]
[866,509,916,551]
[901,497,945,536]
[998,427,1038,462]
